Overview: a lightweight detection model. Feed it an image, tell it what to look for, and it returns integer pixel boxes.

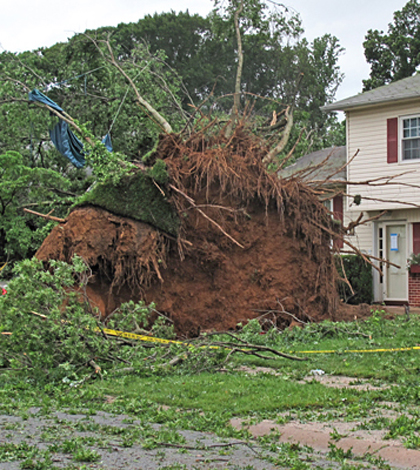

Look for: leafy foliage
[0,257,115,382]
[70,6,344,153]
[0,151,73,266]
[363,0,420,90]
[0,257,228,384]
[0,39,184,266]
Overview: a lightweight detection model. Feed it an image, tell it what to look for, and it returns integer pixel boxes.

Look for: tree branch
[23,208,65,223]
[88,35,173,134]
[233,0,244,116]
[263,105,294,165]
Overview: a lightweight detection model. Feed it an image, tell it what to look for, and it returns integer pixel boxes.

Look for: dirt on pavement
[1,375,418,470]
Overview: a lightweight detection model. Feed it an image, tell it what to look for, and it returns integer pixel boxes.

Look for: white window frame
[399,113,420,162]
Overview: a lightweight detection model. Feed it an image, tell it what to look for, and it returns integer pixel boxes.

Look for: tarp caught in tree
[28,89,113,168]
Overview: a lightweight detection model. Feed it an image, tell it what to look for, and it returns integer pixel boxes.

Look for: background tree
[104,4,344,153]
[363,0,420,91]
[0,151,71,268]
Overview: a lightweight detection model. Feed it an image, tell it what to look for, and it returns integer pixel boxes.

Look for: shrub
[335,254,373,304]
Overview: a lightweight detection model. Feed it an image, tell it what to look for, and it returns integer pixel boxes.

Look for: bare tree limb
[263,105,294,165]
[277,127,306,171]
[343,210,388,233]
[23,208,65,223]
[233,0,244,116]
[210,340,306,361]
[87,35,173,134]
[344,192,420,209]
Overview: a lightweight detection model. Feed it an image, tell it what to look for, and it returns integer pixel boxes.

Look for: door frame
[379,221,409,302]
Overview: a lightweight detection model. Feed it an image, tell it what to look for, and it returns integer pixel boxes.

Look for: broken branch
[23,208,65,223]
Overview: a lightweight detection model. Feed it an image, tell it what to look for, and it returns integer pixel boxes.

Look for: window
[323,199,332,211]
[323,196,344,249]
[402,116,420,160]
[387,115,420,163]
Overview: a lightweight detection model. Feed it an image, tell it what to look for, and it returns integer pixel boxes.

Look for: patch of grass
[384,413,420,448]
[356,416,390,431]
[0,442,37,462]
[72,446,101,463]
[92,372,367,417]
[327,442,353,460]
[263,442,313,469]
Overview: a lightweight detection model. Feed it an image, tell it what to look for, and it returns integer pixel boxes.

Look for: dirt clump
[36,124,358,336]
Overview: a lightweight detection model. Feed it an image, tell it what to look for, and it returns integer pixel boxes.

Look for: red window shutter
[413,223,420,254]
[333,195,344,249]
[333,195,343,223]
[387,117,398,163]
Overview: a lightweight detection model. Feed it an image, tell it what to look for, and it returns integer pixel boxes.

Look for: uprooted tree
[1,1,391,383]
[30,36,355,340]
[0,0,346,269]
[0,0,367,342]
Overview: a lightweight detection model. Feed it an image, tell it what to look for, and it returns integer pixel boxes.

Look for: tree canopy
[105,6,344,133]
[363,0,420,91]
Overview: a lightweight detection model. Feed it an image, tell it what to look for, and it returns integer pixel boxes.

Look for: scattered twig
[157,441,250,450]
[207,339,306,361]
[88,359,102,377]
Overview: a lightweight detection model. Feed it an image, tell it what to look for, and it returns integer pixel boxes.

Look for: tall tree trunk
[233,0,244,116]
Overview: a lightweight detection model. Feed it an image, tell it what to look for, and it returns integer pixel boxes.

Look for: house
[323,74,420,306]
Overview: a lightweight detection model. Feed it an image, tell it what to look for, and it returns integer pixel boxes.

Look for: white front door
[385,224,407,301]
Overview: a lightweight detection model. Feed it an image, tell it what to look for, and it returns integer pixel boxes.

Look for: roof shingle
[323,74,420,112]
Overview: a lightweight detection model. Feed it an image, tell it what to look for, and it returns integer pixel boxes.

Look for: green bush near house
[335,254,373,305]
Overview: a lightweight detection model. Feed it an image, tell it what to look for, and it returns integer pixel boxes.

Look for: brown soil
[36,203,367,336]
[36,126,368,336]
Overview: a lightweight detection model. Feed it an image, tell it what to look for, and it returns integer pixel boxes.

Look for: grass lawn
[1,309,420,469]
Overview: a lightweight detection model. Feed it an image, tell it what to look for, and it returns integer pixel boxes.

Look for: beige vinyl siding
[347,222,372,253]
[373,207,420,223]
[347,99,420,212]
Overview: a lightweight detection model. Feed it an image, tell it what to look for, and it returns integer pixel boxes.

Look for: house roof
[279,146,346,183]
[323,73,420,112]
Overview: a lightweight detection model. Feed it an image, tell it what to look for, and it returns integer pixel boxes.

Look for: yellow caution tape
[292,346,420,354]
[101,327,183,345]
[100,327,420,355]
[5,319,420,356]
[101,327,222,350]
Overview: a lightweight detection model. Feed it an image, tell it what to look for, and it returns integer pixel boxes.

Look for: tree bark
[233,0,244,116]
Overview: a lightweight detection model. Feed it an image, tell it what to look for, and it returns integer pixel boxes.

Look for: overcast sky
[1,0,410,102]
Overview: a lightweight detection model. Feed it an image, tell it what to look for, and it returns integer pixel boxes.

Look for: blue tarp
[49,120,85,168]
[102,133,113,153]
[29,89,112,168]
[29,89,64,113]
